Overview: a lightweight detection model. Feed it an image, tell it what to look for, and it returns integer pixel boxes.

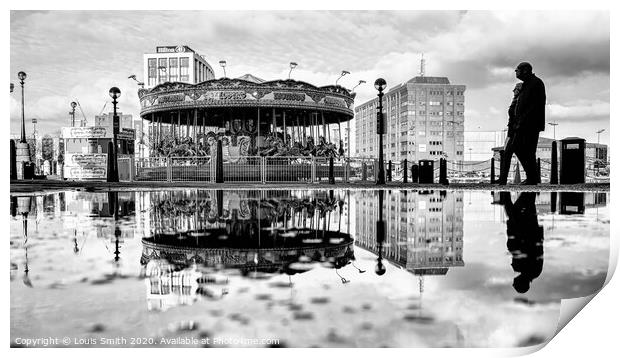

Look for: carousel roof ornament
[138,76,356,121]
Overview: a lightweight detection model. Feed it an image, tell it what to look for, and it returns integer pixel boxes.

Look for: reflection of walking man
[500,192,544,293]
[499,62,546,185]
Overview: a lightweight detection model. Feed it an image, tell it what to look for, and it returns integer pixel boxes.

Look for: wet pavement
[9,189,610,347]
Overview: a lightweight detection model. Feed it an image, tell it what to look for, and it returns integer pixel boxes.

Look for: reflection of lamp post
[219,60,227,78]
[375,78,387,185]
[18,71,27,143]
[288,62,298,79]
[375,190,386,276]
[70,101,77,127]
[108,87,121,182]
[351,80,366,92]
[336,70,350,85]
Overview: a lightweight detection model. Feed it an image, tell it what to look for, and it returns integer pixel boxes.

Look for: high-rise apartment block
[355,76,465,163]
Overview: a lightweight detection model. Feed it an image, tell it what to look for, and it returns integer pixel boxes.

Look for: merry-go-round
[136,75,358,182]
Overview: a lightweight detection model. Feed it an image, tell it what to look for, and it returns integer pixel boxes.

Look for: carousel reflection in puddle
[141,190,355,311]
[9,189,609,347]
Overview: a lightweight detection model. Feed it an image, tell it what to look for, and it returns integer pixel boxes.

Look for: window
[169,58,179,82]
[180,57,189,81]
[148,58,157,86]
[158,58,168,84]
[429,101,441,106]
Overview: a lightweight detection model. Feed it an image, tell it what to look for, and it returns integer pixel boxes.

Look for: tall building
[355,75,465,163]
[143,45,215,88]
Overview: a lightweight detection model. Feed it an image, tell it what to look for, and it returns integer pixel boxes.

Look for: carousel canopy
[138,77,356,124]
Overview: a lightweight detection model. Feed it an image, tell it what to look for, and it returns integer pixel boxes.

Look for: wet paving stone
[293,311,314,320]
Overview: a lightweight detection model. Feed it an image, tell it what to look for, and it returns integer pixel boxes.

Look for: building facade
[143,45,215,89]
[355,76,465,163]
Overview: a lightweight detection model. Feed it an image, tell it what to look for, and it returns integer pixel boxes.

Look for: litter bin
[559,137,585,184]
[418,160,434,184]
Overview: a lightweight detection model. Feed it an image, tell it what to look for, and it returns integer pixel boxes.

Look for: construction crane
[75,99,88,127]
[98,101,107,116]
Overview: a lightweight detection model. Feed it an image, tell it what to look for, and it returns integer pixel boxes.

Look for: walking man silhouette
[511,62,546,185]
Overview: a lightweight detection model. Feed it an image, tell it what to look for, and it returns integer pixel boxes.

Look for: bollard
[106,142,116,182]
[499,149,505,183]
[490,157,496,184]
[439,158,449,185]
[403,159,408,183]
[550,141,558,184]
[361,162,367,181]
[328,157,335,184]
[387,161,392,182]
[10,140,17,180]
[411,164,419,183]
[216,139,224,183]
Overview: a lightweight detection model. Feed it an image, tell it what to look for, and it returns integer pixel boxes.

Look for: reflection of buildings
[354,190,464,275]
[138,190,354,311]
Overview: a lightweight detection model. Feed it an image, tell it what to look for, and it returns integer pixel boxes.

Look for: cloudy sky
[9,10,610,145]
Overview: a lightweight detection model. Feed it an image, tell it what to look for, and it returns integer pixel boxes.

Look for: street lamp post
[18,71,27,143]
[375,78,387,185]
[548,122,558,140]
[351,80,366,92]
[109,87,121,182]
[219,60,227,78]
[336,70,350,85]
[128,75,145,88]
[70,101,77,127]
[288,62,298,80]
[596,129,605,176]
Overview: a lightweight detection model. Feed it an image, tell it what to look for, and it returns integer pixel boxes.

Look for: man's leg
[515,131,539,184]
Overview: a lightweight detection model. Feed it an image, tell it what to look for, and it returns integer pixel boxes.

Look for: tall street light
[109,87,121,182]
[128,74,144,88]
[18,71,27,143]
[548,122,558,140]
[375,78,387,185]
[70,101,77,127]
[336,70,350,85]
[219,60,227,78]
[596,129,605,176]
[288,62,298,79]
[351,80,366,92]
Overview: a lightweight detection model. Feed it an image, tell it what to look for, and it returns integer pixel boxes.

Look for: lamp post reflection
[375,190,386,275]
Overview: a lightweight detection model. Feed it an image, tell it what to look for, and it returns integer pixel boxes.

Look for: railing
[128,154,609,184]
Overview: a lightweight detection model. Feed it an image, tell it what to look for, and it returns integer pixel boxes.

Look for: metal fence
[128,154,608,184]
